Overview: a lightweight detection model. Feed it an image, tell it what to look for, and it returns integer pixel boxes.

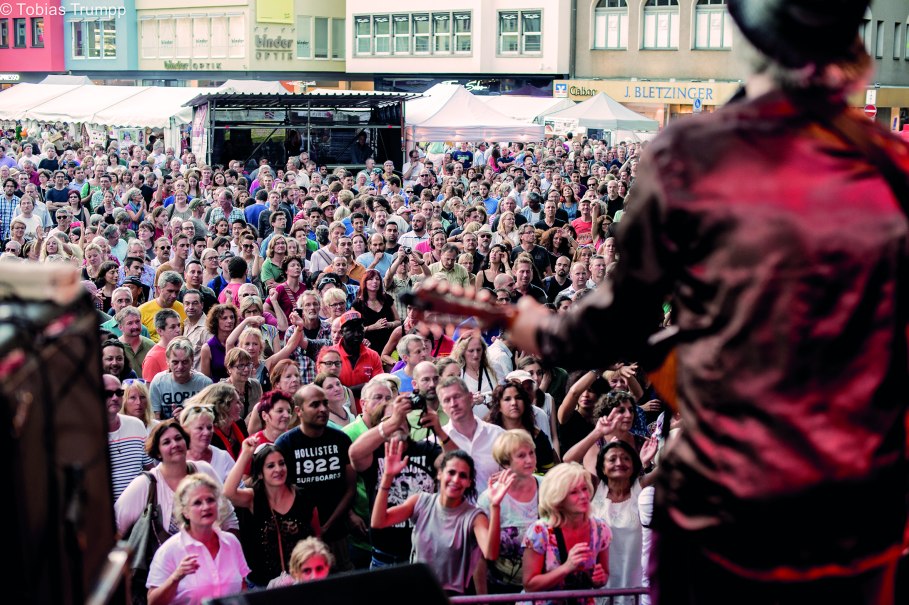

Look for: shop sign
[163,60,223,70]
[255,28,294,61]
[0,74,21,82]
[555,79,739,105]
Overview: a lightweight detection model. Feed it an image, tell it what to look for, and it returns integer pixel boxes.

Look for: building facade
[346,0,571,92]
[567,0,909,130]
[63,0,138,82]
[0,3,65,86]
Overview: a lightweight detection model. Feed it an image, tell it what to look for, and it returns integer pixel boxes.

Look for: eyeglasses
[232,363,255,371]
[319,360,342,367]
[329,301,347,308]
[105,388,124,398]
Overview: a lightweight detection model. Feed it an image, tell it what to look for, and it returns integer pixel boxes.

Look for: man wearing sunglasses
[105,374,152,500]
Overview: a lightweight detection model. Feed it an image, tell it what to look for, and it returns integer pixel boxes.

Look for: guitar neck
[399,289,518,332]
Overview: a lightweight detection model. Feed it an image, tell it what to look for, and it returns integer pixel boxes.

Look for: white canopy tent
[92,86,217,128]
[0,83,87,121]
[478,95,575,124]
[39,75,94,85]
[24,85,148,125]
[0,83,219,151]
[544,92,659,132]
[214,79,291,95]
[406,85,544,143]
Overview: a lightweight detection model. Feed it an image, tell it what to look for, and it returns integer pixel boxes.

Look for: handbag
[265,506,295,588]
[124,472,170,605]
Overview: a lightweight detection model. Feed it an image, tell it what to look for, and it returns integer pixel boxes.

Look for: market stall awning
[0,83,88,121]
[407,86,544,142]
[92,86,218,128]
[478,95,575,124]
[545,92,659,131]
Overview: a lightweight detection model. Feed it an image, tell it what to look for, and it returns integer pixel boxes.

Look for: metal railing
[450,586,648,604]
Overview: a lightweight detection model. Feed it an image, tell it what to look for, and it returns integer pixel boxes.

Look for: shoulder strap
[553,526,570,564]
[811,101,909,215]
[142,471,158,507]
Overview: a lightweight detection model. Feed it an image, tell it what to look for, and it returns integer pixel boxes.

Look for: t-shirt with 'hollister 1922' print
[274,426,352,540]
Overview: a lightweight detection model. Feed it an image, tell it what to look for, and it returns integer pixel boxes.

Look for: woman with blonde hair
[521,462,610,603]
[477,429,543,593]
[147,473,248,605]
[287,537,334,583]
[322,287,348,321]
[492,211,520,247]
[451,332,498,416]
[179,403,236,482]
[121,379,158,433]
[186,383,248,461]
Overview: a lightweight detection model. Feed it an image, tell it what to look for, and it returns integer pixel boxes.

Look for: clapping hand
[640,435,659,468]
[486,468,516,507]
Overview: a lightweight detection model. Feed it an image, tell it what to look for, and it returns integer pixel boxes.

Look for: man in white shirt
[401,149,424,189]
[438,376,504,494]
[398,212,430,250]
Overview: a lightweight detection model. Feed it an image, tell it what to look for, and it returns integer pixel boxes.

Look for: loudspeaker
[1,264,116,604]
[209,563,449,605]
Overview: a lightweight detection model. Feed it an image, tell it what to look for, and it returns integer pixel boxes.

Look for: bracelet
[440,435,451,445]
[378,484,391,491]
[378,420,388,440]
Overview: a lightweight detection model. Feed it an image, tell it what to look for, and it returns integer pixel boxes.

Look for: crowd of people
[1,127,675,604]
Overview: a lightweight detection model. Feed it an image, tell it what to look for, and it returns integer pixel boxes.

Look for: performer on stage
[440,1,909,603]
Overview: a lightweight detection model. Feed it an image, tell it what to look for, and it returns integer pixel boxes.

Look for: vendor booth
[543,92,660,143]
[405,84,545,144]
[0,82,217,151]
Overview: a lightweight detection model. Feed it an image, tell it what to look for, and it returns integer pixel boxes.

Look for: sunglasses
[105,388,124,398]
[122,378,146,386]
[242,244,253,250]
[159,246,171,251]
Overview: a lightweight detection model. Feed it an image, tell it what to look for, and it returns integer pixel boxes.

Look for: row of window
[355,10,542,56]
[72,20,116,59]
[354,12,475,56]
[296,16,345,60]
[139,16,247,60]
[0,17,44,49]
[594,0,731,51]
[861,19,909,61]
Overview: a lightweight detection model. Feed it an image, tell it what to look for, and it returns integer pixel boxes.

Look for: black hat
[728,0,870,68]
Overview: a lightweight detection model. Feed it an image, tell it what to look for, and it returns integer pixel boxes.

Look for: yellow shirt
[138,299,186,343]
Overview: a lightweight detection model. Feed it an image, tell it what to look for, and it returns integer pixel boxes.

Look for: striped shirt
[109,414,153,500]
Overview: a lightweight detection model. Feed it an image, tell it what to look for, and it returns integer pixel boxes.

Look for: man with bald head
[407,360,446,441]
[276,383,356,570]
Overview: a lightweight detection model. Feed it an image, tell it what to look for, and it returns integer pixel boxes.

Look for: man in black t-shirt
[276,384,356,570]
